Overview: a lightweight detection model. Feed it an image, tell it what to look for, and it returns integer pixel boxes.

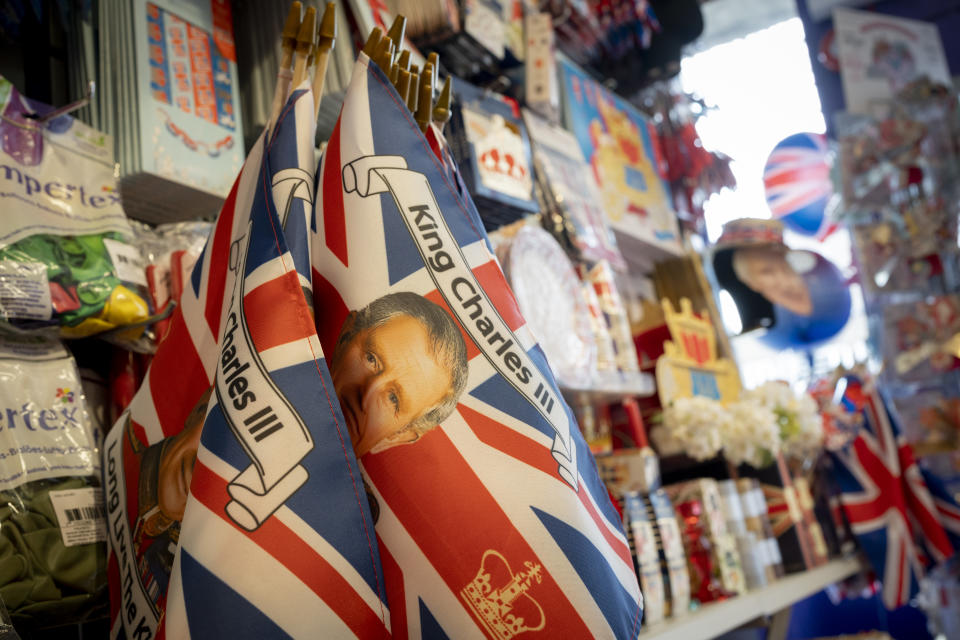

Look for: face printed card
[311,56,643,638]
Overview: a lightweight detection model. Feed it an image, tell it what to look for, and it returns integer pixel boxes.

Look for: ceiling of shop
[693,0,800,52]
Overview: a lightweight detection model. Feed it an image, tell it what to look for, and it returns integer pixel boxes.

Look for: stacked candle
[737,478,785,580]
[622,492,667,625]
[718,480,767,590]
[648,490,692,618]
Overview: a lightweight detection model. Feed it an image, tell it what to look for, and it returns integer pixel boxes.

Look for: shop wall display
[796,0,960,136]
[881,295,960,383]
[559,58,680,250]
[834,7,951,115]
[132,0,244,196]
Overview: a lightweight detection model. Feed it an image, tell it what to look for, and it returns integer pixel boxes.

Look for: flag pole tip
[296,6,317,53]
[387,15,407,46]
[282,2,302,45]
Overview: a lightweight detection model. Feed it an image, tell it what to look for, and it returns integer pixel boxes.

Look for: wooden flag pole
[386,15,406,51]
[312,3,337,120]
[432,75,452,130]
[395,68,412,104]
[415,62,434,132]
[396,49,411,74]
[290,6,316,91]
[406,70,420,114]
[427,52,439,96]
[268,2,302,122]
[362,27,383,57]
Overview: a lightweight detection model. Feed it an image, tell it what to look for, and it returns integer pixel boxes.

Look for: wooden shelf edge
[638,557,865,640]
[560,371,657,404]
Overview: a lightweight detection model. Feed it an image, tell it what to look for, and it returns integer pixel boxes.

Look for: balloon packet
[0,76,150,339]
[0,334,107,629]
[133,221,212,345]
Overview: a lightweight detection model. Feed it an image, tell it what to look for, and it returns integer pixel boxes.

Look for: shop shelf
[560,371,657,404]
[638,556,865,640]
[613,226,686,274]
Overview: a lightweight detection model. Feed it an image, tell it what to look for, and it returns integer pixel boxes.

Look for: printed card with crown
[655,298,741,406]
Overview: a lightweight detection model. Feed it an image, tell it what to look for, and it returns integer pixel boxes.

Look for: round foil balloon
[759,249,851,349]
[763,133,833,236]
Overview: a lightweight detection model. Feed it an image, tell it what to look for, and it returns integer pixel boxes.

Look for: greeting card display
[560,58,679,251]
[834,8,951,116]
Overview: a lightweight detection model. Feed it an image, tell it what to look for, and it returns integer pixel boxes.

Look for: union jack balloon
[763,132,833,237]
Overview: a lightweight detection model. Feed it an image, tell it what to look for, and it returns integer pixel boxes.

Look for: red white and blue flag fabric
[103,84,389,639]
[310,55,642,639]
[829,376,958,609]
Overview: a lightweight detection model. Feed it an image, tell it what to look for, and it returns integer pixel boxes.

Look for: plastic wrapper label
[0,79,131,247]
[0,337,97,490]
[0,261,51,320]
[103,238,148,287]
[49,487,106,546]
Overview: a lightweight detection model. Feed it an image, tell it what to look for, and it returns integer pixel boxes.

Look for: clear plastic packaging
[0,76,150,339]
[0,335,106,629]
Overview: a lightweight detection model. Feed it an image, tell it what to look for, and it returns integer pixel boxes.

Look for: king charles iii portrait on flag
[330,291,469,459]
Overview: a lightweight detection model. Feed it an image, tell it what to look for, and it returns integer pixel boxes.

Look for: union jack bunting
[103,84,388,638]
[310,55,642,638]
[829,376,957,609]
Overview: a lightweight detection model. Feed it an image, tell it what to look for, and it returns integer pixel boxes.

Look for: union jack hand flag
[310,55,642,638]
[829,376,958,609]
[103,84,388,639]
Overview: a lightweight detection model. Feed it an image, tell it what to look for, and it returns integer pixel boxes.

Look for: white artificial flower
[660,396,726,461]
[722,400,781,468]
[784,392,824,459]
[742,382,825,461]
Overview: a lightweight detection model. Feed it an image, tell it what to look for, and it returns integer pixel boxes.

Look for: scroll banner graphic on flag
[105,84,389,640]
[312,57,642,639]
[216,221,314,531]
[342,155,578,489]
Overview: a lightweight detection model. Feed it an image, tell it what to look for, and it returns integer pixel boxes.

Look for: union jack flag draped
[829,376,959,609]
[310,54,642,638]
[103,84,388,638]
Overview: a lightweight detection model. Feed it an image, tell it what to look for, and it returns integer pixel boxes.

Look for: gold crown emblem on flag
[460,550,546,639]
